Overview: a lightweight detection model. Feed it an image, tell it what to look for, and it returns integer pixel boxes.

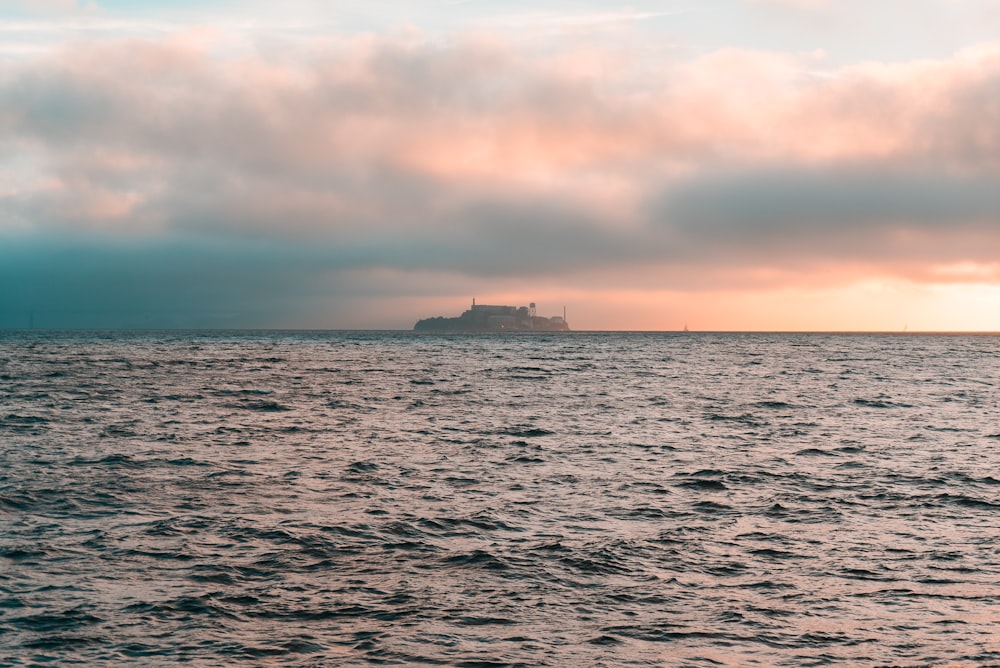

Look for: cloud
[650,166,1000,280]
[748,0,830,9]
[2,0,90,11]
[2,34,1000,326]
[0,237,330,328]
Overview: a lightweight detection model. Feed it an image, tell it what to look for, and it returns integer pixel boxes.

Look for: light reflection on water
[1,331,999,666]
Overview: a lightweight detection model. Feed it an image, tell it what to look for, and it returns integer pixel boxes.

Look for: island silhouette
[415,300,570,331]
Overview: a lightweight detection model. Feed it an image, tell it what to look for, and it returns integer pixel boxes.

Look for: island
[414,300,570,332]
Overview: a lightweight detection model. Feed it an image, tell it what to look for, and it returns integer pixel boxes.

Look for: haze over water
[2,331,998,666]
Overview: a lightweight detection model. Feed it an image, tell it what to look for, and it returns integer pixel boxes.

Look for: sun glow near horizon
[333,273,1000,332]
[594,284,998,333]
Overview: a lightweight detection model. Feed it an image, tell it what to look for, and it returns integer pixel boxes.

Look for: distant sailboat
[683,323,689,332]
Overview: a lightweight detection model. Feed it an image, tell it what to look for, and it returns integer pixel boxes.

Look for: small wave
[327,399,374,411]
[693,500,734,514]
[142,517,213,537]
[216,388,274,395]
[500,426,553,438]
[86,454,142,468]
[123,547,198,562]
[676,479,728,491]
[22,635,106,650]
[839,567,897,581]
[1,413,48,425]
[427,514,524,534]
[444,476,480,487]
[531,540,568,552]
[347,460,379,473]
[673,470,728,491]
[794,448,838,457]
[100,423,139,438]
[854,398,912,408]
[0,487,129,516]
[685,469,725,477]
[705,412,768,426]
[740,581,794,592]
[443,549,509,571]
[0,413,49,432]
[505,453,545,463]
[452,616,519,627]
[1,546,47,561]
[11,607,104,633]
[560,554,633,576]
[600,624,722,643]
[614,505,671,519]
[0,492,36,511]
[749,548,804,560]
[122,595,242,621]
[930,493,1000,510]
[235,399,291,412]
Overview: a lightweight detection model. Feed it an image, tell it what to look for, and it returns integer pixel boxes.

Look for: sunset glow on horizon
[3,1,1000,330]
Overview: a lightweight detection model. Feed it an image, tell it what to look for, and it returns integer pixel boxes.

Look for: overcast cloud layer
[2,1,1000,329]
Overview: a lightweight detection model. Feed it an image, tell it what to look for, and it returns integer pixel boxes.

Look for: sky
[2,0,1000,330]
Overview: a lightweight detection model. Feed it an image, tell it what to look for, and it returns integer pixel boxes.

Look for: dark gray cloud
[653,166,1000,261]
[0,236,337,328]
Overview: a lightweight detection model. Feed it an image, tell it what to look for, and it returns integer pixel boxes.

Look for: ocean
[1,331,998,667]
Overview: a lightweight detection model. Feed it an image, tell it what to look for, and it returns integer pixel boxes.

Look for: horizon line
[2,327,999,335]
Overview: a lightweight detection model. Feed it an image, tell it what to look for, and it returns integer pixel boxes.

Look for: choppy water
[1,331,999,667]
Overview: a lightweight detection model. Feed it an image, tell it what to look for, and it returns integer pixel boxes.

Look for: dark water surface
[2,331,999,666]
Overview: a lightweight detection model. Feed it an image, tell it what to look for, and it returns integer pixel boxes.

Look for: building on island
[414,300,570,332]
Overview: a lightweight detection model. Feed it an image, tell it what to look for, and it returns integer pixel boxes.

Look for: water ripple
[1,331,999,666]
